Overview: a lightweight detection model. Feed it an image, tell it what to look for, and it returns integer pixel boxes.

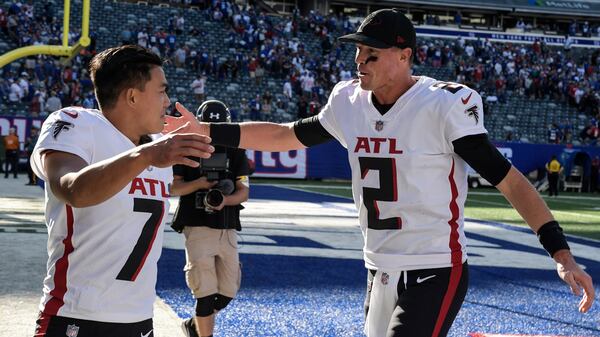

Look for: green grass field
[253,178,600,240]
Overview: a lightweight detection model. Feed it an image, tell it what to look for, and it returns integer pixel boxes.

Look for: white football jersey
[31,107,173,322]
[318,76,486,271]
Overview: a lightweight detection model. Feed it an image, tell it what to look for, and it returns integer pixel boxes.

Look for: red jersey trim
[431,158,464,337]
[43,205,75,315]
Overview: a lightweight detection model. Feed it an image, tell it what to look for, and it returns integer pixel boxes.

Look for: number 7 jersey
[318,76,486,272]
[31,107,173,323]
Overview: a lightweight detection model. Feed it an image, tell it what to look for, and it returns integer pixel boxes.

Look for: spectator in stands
[563,35,573,54]
[138,28,149,48]
[175,14,185,35]
[249,94,261,120]
[8,78,23,105]
[546,155,563,197]
[548,123,562,144]
[582,21,591,37]
[120,26,133,45]
[297,95,309,119]
[191,73,207,104]
[580,122,599,145]
[29,87,46,117]
[238,98,249,120]
[454,11,462,27]
[569,20,577,36]
[0,8,6,36]
[283,80,292,99]
[45,91,62,113]
[174,44,187,68]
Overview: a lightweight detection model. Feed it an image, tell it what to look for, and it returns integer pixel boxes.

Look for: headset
[196,99,231,123]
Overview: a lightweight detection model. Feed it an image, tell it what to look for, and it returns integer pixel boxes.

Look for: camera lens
[204,189,224,208]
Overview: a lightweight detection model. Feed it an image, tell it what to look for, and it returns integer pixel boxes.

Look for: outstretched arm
[496,166,595,313]
[44,127,213,208]
[164,102,306,151]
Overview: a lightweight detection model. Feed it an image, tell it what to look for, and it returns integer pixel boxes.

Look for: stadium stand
[0,0,599,146]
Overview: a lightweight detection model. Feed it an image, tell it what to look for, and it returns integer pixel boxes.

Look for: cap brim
[338,33,392,49]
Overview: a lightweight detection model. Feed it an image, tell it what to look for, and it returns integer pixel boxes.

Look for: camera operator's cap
[197,99,231,123]
[338,9,416,52]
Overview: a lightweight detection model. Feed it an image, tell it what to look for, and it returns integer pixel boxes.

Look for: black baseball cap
[196,100,231,122]
[338,9,416,52]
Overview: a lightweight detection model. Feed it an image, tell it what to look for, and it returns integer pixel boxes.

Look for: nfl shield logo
[66,324,79,337]
[381,272,389,285]
[375,120,384,132]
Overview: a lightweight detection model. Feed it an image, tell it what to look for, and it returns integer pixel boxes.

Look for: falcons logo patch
[52,120,74,139]
[465,105,479,125]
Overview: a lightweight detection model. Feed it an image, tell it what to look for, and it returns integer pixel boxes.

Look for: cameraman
[170,100,250,337]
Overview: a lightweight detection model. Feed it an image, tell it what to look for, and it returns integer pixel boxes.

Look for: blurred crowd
[0,1,98,117]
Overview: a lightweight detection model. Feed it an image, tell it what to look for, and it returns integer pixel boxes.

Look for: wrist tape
[537,220,570,257]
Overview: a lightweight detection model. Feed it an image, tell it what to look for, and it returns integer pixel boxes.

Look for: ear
[126,88,137,107]
[400,48,413,63]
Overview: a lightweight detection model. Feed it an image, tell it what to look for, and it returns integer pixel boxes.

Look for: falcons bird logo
[465,105,479,125]
[52,120,74,139]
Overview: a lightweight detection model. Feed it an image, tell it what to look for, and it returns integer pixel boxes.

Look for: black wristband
[210,123,240,148]
[537,220,570,257]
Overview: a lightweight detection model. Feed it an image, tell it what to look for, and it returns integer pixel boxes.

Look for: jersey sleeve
[317,81,348,148]
[443,89,488,146]
[31,108,94,181]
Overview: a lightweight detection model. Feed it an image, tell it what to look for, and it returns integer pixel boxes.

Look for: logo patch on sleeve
[52,120,74,139]
[465,105,480,125]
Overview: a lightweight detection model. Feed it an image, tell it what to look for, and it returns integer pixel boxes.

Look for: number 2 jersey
[318,76,486,272]
[31,107,173,322]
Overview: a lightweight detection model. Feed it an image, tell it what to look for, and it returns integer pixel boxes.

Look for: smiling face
[354,43,412,94]
[132,66,171,135]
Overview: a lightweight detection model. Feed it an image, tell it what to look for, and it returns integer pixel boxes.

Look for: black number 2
[116,198,165,281]
[359,157,402,230]
[432,81,463,94]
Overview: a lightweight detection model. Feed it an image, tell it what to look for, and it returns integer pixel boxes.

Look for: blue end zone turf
[158,185,600,336]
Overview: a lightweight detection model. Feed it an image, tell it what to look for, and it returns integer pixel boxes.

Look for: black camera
[199,152,229,181]
[194,151,235,212]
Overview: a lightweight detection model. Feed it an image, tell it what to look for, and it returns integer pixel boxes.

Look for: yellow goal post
[0,0,90,68]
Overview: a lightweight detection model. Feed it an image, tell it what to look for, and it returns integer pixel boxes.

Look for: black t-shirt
[172,148,250,231]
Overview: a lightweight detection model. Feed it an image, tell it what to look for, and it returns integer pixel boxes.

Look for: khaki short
[183,227,241,298]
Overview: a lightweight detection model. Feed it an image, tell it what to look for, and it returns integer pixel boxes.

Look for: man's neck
[102,108,141,145]
[372,75,417,104]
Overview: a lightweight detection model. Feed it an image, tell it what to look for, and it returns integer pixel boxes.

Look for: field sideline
[253,178,600,241]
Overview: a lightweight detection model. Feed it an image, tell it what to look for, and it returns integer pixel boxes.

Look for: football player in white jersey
[31,45,214,337]
[165,9,595,337]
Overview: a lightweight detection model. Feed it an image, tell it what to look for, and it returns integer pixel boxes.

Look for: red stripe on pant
[431,264,463,337]
[34,312,52,336]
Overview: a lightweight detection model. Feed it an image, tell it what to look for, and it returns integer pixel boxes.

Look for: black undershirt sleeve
[293,115,335,147]
[452,133,512,186]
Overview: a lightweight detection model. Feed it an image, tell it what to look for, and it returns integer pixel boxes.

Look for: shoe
[180,318,199,337]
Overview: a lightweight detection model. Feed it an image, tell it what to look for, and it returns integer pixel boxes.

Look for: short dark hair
[89,45,163,110]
